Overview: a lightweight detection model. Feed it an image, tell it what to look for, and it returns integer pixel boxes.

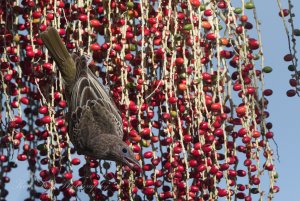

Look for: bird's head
[109,140,140,170]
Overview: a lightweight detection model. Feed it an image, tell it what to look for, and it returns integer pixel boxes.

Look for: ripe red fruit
[124,53,134,61]
[144,151,153,159]
[143,187,154,196]
[0,155,8,162]
[204,9,213,16]
[17,154,27,161]
[211,103,221,112]
[189,159,198,167]
[64,172,72,180]
[202,21,212,30]
[233,83,242,91]
[90,19,101,27]
[26,50,35,57]
[252,131,261,138]
[4,74,12,81]
[248,38,260,50]
[190,185,199,193]
[236,106,246,115]
[50,166,58,175]
[15,131,23,139]
[236,26,244,34]
[202,72,212,81]
[173,146,182,154]
[209,165,219,174]
[289,79,297,87]
[39,106,48,114]
[151,158,160,166]
[32,11,42,18]
[206,32,216,40]
[54,92,62,100]
[218,188,228,197]
[178,83,187,91]
[145,179,154,187]
[264,163,274,171]
[284,54,293,61]
[263,89,273,96]
[286,89,296,97]
[71,158,81,165]
[90,43,101,51]
[244,159,252,166]
[162,113,171,120]
[278,9,289,17]
[175,57,184,65]
[42,63,52,71]
[214,128,224,137]
[190,0,201,7]
[236,192,245,199]
[73,180,82,187]
[183,135,192,143]
[202,144,212,153]
[65,188,76,196]
[218,1,227,9]
[168,97,177,104]
[265,131,274,139]
[272,186,280,193]
[20,97,29,105]
[141,127,151,138]
[46,13,54,20]
[40,193,51,201]
[129,101,138,111]
[78,14,88,21]
[242,136,251,144]
[251,176,260,185]
[237,170,247,177]
[41,116,51,124]
[240,15,248,22]
[58,100,67,108]
[11,101,19,108]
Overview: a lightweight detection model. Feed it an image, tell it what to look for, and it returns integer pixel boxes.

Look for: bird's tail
[41,27,76,86]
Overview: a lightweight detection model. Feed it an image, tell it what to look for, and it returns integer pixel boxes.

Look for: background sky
[5,0,300,200]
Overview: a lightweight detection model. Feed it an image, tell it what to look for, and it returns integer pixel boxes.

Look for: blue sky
[5,1,300,200]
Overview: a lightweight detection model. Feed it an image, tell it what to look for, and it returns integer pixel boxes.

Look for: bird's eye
[122,148,127,153]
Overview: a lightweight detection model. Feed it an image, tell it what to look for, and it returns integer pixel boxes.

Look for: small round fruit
[288,65,296,71]
[293,29,300,36]
[262,66,272,73]
[245,2,255,9]
[286,89,296,97]
[234,7,243,14]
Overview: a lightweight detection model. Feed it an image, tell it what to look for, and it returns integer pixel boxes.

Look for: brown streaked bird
[41,27,140,170]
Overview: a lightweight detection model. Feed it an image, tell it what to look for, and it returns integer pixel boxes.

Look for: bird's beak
[124,156,140,170]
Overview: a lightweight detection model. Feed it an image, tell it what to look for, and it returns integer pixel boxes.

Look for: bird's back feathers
[69,56,123,151]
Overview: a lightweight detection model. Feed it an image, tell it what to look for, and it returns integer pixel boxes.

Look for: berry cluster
[0,0,279,200]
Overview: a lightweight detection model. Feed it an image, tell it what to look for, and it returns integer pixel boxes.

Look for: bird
[41,27,140,170]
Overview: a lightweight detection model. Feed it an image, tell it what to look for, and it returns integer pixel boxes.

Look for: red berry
[71,158,81,165]
[284,54,294,61]
[248,38,260,50]
[41,116,51,124]
[286,89,296,97]
[64,172,72,180]
[144,151,153,159]
[278,9,289,17]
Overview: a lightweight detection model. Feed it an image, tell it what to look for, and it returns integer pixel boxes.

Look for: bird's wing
[70,103,113,156]
[69,56,123,143]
